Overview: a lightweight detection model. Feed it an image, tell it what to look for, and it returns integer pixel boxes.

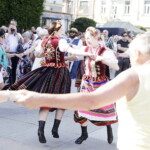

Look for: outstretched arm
[0,91,10,103]
[9,68,139,110]
[59,39,93,57]
[96,49,119,70]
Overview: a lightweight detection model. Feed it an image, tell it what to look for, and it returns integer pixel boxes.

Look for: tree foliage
[0,0,44,30]
[70,17,96,32]
[136,25,147,31]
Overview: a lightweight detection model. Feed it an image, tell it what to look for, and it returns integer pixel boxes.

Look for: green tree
[136,25,147,31]
[0,0,44,30]
[70,17,96,32]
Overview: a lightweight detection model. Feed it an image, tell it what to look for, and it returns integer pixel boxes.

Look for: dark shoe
[38,121,46,143]
[51,119,61,138]
[75,126,88,144]
[75,135,88,144]
[52,129,59,138]
[107,125,113,144]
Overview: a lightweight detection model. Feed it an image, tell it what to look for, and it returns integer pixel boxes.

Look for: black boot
[107,125,113,144]
[51,119,61,138]
[38,121,46,143]
[75,126,88,144]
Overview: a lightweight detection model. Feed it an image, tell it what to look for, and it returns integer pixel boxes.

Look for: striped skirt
[74,79,117,126]
[9,66,71,109]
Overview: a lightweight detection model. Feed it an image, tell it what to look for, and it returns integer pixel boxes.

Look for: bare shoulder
[115,68,140,101]
[113,68,139,88]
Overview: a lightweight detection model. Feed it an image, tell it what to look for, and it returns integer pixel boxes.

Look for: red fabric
[41,36,67,68]
[84,45,108,80]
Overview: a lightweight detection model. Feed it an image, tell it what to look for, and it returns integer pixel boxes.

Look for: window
[68,1,73,13]
[124,1,130,14]
[101,1,106,14]
[144,0,150,14]
[45,6,50,10]
[112,2,117,18]
[79,1,88,14]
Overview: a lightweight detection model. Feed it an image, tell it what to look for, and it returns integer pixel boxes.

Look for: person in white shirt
[5,24,23,83]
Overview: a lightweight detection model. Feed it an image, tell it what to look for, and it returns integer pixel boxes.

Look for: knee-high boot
[51,119,61,138]
[75,126,88,144]
[38,121,46,143]
[107,125,113,144]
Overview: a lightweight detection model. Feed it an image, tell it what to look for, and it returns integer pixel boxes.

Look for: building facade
[67,0,150,28]
[42,0,72,32]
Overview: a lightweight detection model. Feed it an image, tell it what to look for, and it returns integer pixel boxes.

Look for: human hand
[9,90,42,109]
[116,53,121,58]
[113,51,117,56]
[8,65,12,69]
[0,90,11,103]
[2,70,7,77]
[16,53,24,58]
[95,56,103,62]
[87,53,96,60]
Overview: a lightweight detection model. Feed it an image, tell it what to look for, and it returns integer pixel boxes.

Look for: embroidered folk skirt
[74,79,117,126]
[9,66,71,109]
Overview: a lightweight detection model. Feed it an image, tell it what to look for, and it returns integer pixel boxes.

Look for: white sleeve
[102,49,119,70]
[34,40,44,56]
[59,39,70,52]
[102,50,118,63]
[59,39,86,55]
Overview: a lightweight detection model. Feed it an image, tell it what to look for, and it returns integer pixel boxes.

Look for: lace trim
[82,74,108,82]
[41,62,68,68]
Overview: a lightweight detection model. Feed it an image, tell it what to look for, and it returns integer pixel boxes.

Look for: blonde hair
[129,34,150,54]
[85,27,101,40]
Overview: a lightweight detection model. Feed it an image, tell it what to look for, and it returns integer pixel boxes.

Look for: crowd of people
[1,19,150,150]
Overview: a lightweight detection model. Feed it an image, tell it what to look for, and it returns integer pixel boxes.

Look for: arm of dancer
[15,41,39,58]
[96,49,119,70]
[59,39,93,57]
[8,68,139,110]
[34,40,45,58]
[23,41,39,56]
[0,90,10,103]
[64,56,79,61]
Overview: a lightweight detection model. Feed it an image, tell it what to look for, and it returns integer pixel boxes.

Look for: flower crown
[86,27,99,36]
[55,21,62,31]
[86,27,101,40]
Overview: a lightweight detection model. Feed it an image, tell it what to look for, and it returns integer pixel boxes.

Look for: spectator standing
[66,28,83,93]
[5,24,23,83]
[102,30,115,79]
[115,32,130,76]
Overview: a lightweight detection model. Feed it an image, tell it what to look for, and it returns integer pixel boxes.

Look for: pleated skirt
[74,79,117,126]
[9,66,71,109]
